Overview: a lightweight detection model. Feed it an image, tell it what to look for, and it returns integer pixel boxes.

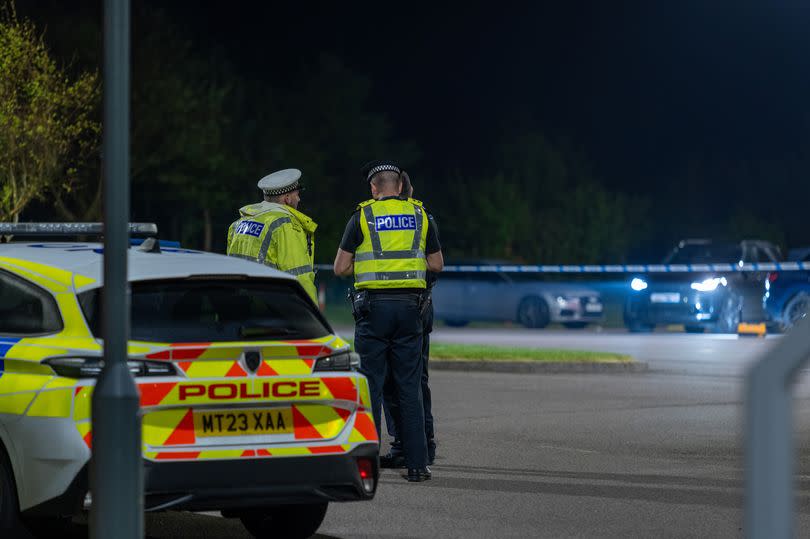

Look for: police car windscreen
[78,279,330,342]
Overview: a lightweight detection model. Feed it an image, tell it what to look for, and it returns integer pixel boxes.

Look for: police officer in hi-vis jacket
[227,169,318,304]
[333,160,444,482]
[381,172,438,469]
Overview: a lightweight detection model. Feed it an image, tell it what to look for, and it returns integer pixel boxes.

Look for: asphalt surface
[27,328,810,538]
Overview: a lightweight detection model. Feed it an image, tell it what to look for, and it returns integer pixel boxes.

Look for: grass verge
[429,343,632,363]
[342,338,631,363]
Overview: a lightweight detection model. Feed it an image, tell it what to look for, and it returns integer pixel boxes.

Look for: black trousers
[383,301,434,447]
[355,294,427,469]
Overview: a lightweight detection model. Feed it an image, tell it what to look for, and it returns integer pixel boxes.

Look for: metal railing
[746,315,810,537]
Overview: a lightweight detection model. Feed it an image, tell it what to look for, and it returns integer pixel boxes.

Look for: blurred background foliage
[4,1,803,263]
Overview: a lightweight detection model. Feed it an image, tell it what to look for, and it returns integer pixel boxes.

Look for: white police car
[0,224,378,538]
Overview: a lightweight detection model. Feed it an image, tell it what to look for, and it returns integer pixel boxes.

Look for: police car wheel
[0,445,20,533]
[240,502,328,539]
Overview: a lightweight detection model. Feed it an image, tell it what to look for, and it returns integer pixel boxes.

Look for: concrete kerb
[429,360,649,374]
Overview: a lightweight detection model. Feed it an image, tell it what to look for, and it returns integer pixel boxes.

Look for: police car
[0,224,378,538]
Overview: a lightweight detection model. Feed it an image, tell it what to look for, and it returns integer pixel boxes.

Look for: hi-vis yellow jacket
[354,197,428,290]
[227,201,318,303]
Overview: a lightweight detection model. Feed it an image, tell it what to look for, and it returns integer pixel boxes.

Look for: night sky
[163,1,810,189]
[16,1,810,251]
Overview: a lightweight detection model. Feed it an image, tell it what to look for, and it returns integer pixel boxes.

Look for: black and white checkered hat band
[366,164,401,181]
[262,180,301,196]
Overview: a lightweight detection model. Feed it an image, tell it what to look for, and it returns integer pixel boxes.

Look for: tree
[0,3,99,223]
[433,133,650,264]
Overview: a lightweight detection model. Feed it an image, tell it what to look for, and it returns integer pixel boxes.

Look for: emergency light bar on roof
[0,222,158,236]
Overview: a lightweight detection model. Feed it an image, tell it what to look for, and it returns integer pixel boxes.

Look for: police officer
[333,160,444,482]
[227,169,318,303]
[381,172,438,468]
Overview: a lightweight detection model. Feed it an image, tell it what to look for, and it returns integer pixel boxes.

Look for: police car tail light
[356,457,376,493]
[44,357,176,378]
[313,351,361,372]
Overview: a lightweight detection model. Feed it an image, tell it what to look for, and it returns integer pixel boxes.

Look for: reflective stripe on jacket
[227,201,318,303]
[353,197,428,290]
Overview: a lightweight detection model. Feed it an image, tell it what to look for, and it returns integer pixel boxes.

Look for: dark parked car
[764,247,810,331]
[432,271,604,329]
[624,239,782,333]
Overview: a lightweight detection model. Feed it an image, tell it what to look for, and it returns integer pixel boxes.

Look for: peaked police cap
[257,168,304,196]
[361,160,401,182]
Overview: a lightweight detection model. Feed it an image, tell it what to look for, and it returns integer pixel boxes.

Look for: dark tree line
[10,2,803,264]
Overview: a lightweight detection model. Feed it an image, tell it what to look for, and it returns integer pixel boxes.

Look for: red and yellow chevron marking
[73,385,92,421]
[137,377,360,407]
[181,360,248,379]
[76,421,92,449]
[261,358,314,376]
[320,377,358,402]
[144,402,354,448]
[348,410,378,443]
[357,377,372,409]
[142,408,196,447]
[143,444,354,461]
[139,338,357,379]
[291,404,349,440]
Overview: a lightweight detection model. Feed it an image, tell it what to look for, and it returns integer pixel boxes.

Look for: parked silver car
[432,271,604,329]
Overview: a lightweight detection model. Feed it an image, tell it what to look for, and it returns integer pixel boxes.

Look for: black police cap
[361,160,401,182]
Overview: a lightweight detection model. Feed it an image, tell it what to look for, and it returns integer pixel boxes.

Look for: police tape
[314,262,810,273]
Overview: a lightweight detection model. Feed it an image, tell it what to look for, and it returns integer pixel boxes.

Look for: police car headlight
[314,351,361,372]
[44,357,177,378]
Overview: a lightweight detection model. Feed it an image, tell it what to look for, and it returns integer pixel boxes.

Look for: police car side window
[0,270,63,335]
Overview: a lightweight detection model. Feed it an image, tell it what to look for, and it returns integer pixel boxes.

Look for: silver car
[432,271,604,329]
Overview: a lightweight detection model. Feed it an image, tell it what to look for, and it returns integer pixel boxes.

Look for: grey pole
[746,315,810,538]
[90,0,143,537]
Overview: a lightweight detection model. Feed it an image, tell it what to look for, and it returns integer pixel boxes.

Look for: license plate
[585,303,603,313]
[651,292,681,304]
[193,408,293,437]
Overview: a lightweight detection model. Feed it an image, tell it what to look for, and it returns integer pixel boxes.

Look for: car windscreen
[78,279,330,342]
[663,244,742,264]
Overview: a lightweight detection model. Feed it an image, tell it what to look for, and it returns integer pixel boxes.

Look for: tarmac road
[31,329,810,538]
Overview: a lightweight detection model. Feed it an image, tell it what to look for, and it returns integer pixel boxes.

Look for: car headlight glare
[313,351,361,372]
[44,357,176,378]
[631,278,648,291]
[690,277,728,292]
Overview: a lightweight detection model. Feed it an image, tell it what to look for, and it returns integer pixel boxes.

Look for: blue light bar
[0,223,158,236]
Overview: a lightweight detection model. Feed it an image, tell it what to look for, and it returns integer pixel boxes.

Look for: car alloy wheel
[517,296,550,329]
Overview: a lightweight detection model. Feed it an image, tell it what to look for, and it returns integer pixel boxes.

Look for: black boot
[380,440,406,468]
[403,466,432,482]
